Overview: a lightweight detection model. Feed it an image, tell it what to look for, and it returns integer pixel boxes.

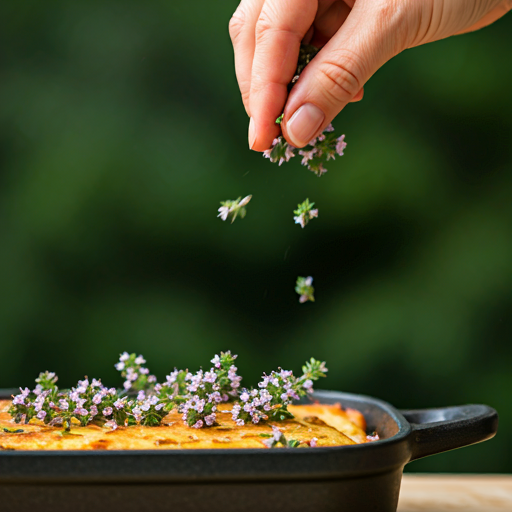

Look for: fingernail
[248,117,256,149]
[287,103,325,147]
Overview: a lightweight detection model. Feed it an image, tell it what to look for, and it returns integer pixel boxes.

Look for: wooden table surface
[398,474,512,511]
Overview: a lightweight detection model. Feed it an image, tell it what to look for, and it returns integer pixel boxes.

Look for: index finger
[249,0,318,151]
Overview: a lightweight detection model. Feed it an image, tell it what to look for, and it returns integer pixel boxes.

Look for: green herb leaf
[2,427,24,434]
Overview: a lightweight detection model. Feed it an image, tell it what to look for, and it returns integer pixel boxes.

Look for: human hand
[229,0,512,151]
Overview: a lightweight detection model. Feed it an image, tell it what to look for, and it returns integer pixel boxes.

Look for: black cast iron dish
[0,389,498,512]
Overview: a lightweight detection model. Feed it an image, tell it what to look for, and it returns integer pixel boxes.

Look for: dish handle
[400,404,498,461]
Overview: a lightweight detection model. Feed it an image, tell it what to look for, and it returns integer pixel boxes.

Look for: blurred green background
[0,1,511,472]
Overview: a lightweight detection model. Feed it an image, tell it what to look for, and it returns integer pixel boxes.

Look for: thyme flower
[295,276,315,303]
[264,127,346,177]
[293,199,318,228]
[179,352,243,427]
[264,44,347,176]
[9,353,326,431]
[231,358,327,425]
[210,350,242,400]
[154,368,189,413]
[115,352,157,393]
[180,369,220,427]
[262,426,301,448]
[218,195,252,223]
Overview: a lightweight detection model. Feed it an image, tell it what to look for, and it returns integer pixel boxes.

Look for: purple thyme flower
[310,437,318,447]
[228,365,242,389]
[303,379,314,390]
[335,135,347,156]
[103,407,113,416]
[92,393,103,405]
[299,148,317,166]
[132,407,143,423]
[283,145,296,164]
[140,401,151,412]
[69,391,80,402]
[104,420,117,430]
[192,420,204,429]
[114,399,125,410]
[76,379,89,393]
[203,371,217,384]
[12,394,25,406]
[126,368,138,381]
[271,425,282,441]
[165,370,180,385]
[36,410,47,421]
[204,414,216,426]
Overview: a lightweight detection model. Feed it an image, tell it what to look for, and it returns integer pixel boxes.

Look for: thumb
[282,1,410,148]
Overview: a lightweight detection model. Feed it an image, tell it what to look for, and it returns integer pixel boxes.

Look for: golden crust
[288,403,367,444]
[0,400,366,451]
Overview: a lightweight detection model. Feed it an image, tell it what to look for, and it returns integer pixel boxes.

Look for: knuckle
[254,11,274,44]
[228,7,245,44]
[316,52,364,104]
[255,9,302,46]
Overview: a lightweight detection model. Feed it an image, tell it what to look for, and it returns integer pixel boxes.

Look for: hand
[229,0,512,150]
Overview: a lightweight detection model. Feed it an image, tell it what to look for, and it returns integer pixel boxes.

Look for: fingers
[311,0,352,48]
[456,0,512,35]
[229,0,266,117]
[248,0,318,151]
[282,1,408,148]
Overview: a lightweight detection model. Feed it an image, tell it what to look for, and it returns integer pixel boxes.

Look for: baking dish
[0,389,498,512]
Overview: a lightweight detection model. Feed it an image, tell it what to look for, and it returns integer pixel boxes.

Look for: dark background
[0,1,511,473]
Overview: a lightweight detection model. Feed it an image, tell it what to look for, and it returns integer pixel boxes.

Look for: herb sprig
[9,352,326,431]
[295,276,315,303]
[294,199,318,228]
[218,195,252,223]
[264,44,347,176]
[231,358,327,425]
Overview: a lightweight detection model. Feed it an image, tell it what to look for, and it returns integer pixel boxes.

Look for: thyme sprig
[262,426,301,448]
[295,276,315,303]
[294,199,318,228]
[231,357,327,425]
[264,44,347,176]
[116,352,157,392]
[9,352,326,431]
[218,195,252,223]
